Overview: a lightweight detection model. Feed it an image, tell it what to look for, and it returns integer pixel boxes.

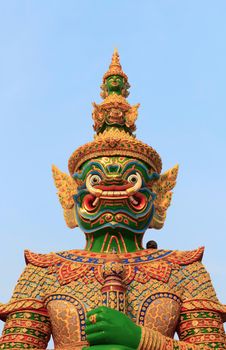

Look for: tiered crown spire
[68,50,162,176]
[94,49,137,134]
[103,48,128,82]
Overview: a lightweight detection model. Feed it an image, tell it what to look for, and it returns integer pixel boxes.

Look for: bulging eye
[127,173,139,184]
[89,174,101,186]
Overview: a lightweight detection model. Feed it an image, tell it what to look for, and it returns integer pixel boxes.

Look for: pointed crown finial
[103,49,128,82]
[111,48,120,67]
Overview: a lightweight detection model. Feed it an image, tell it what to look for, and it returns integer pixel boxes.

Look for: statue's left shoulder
[163,246,205,266]
[164,247,226,320]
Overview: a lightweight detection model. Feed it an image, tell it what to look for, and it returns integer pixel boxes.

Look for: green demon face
[106,75,125,95]
[73,156,159,234]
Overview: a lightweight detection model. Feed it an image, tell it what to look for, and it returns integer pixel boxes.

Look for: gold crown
[68,50,162,175]
[68,129,162,175]
[103,48,128,82]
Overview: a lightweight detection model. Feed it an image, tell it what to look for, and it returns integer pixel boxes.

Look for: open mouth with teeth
[82,190,147,212]
[83,172,147,213]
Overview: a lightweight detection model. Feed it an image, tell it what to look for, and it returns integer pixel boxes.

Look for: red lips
[82,191,147,213]
[130,192,147,210]
[83,194,97,212]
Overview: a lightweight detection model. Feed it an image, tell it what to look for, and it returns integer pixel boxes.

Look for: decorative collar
[24,247,204,286]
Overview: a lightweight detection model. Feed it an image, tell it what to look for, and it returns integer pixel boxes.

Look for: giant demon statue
[0,50,225,350]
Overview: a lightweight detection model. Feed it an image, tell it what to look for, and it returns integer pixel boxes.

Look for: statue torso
[22,248,204,349]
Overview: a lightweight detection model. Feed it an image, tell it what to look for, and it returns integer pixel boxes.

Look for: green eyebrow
[73,159,159,182]
[73,161,106,180]
[122,161,159,182]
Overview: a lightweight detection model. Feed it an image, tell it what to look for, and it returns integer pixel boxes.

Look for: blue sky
[0,0,226,339]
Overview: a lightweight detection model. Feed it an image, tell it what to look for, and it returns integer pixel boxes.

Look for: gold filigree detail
[150,164,179,229]
[47,300,85,348]
[52,165,78,228]
[125,103,139,131]
[143,298,181,337]
[92,94,139,134]
[182,299,226,316]
[99,94,130,109]
[138,326,165,350]
[68,128,162,175]
[1,249,226,349]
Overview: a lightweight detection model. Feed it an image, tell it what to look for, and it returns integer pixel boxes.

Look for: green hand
[83,345,134,350]
[85,306,141,349]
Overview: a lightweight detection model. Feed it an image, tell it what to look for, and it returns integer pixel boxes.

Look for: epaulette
[0,260,49,321]
[181,299,226,321]
[25,249,100,286]
[0,299,47,321]
[164,246,204,265]
[24,249,63,267]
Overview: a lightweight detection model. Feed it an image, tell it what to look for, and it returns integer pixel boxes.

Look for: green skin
[85,228,143,253]
[106,75,125,95]
[74,157,158,350]
[74,157,158,254]
[83,347,134,350]
[83,307,141,350]
[83,347,133,350]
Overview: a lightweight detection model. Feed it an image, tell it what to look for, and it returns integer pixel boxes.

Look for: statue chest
[126,279,182,338]
[44,265,182,349]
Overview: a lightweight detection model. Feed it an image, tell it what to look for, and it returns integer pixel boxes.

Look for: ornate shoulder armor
[0,251,52,321]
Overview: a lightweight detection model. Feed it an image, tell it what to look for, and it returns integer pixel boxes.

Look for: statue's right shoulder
[24,248,84,267]
[0,250,66,320]
[24,249,62,267]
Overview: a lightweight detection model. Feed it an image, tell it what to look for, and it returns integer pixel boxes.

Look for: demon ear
[149,164,179,229]
[52,165,78,228]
